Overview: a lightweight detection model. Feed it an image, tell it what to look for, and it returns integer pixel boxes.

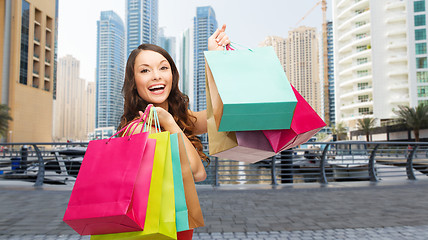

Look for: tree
[357,117,376,142]
[332,122,347,140]
[394,104,428,142]
[0,104,12,138]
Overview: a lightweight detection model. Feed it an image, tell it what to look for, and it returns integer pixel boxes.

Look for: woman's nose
[153,70,161,80]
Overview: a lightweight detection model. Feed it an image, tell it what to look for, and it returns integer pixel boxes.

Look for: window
[415,15,426,26]
[356,45,368,52]
[415,29,427,40]
[417,57,428,68]
[416,43,427,54]
[359,107,371,115]
[19,0,30,85]
[358,95,369,102]
[356,33,367,39]
[357,58,368,65]
[357,70,369,77]
[355,21,366,27]
[414,1,426,12]
[417,71,428,83]
[358,82,369,90]
[418,86,428,97]
[419,99,428,105]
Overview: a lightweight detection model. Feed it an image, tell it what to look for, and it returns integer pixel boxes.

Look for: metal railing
[0,141,427,187]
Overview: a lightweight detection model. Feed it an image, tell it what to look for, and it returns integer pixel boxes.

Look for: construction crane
[295,0,330,126]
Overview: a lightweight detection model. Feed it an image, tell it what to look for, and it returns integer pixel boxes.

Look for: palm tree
[0,104,12,138]
[394,104,428,142]
[332,122,347,140]
[357,117,376,142]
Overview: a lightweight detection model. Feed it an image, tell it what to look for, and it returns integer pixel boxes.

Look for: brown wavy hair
[118,44,208,162]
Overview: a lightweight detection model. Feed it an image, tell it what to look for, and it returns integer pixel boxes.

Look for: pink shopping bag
[63,108,156,235]
[263,85,326,152]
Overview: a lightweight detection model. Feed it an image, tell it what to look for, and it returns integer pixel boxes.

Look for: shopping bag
[177,132,204,229]
[206,66,277,163]
[263,85,326,152]
[63,109,155,235]
[204,46,297,132]
[91,108,177,240]
[170,133,190,232]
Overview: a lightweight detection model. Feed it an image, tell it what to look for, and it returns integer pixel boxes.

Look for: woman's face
[134,50,173,107]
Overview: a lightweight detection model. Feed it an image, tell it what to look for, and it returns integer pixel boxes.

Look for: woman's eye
[141,69,149,73]
[160,66,169,70]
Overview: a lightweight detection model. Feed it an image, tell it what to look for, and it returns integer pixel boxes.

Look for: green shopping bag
[204,46,297,132]
[91,108,177,240]
[170,133,190,232]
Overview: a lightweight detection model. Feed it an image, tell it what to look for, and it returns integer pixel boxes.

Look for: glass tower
[327,21,335,126]
[193,6,217,150]
[126,0,158,57]
[96,11,125,129]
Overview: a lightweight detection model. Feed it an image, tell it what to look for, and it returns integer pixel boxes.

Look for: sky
[58,0,332,83]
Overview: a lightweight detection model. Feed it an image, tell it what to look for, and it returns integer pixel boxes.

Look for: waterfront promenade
[0,179,428,239]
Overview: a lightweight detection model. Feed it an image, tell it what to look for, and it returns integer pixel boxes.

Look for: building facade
[54,55,87,141]
[85,81,96,138]
[286,26,322,116]
[408,0,428,106]
[259,36,287,73]
[327,21,336,126]
[158,27,176,62]
[333,0,414,129]
[179,28,192,102]
[96,11,125,129]
[126,0,158,57]
[0,0,58,142]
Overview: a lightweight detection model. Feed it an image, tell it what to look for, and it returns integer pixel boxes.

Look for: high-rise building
[327,21,335,126]
[96,11,125,129]
[86,82,96,137]
[179,28,192,100]
[193,6,217,150]
[408,0,428,106]
[158,27,176,62]
[286,26,322,116]
[54,55,87,141]
[0,0,58,142]
[193,6,217,112]
[259,36,287,72]
[333,0,412,129]
[126,0,158,57]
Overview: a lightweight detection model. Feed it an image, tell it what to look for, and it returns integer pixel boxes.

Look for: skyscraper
[333,0,412,129]
[0,0,58,142]
[286,26,322,116]
[96,11,125,129]
[179,28,192,100]
[408,0,428,106]
[126,0,158,57]
[158,27,176,62]
[54,55,87,141]
[193,6,217,150]
[327,21,335,126]
[193,6,218,112]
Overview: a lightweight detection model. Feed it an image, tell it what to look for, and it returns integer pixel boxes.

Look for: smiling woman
[118,25,231,182]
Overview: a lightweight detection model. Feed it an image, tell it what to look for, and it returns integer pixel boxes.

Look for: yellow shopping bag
[92,108,177,240]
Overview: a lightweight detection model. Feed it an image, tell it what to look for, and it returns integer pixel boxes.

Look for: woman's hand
[139,107,181,133]
[208,24,230,51]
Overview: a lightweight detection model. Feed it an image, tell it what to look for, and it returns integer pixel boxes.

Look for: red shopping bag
[63,109,156,235]
[263,85,326,152]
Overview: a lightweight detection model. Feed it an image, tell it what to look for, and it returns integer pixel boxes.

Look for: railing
[0,141,427,187]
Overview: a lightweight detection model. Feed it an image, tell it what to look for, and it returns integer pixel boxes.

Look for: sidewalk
[0,179,427,239]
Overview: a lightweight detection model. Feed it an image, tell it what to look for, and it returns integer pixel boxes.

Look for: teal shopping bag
[204,46,297,132]
[170,133,190,232]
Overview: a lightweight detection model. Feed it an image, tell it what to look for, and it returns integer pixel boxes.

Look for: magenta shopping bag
[63,109,156,235]
[263,85,326,152]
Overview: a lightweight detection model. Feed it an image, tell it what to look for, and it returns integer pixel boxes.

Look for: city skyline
[58,0,332,83]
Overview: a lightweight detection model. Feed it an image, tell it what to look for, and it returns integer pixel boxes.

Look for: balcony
[386,0,406,10]
[339,62,371,77]
[339,75,372,88]
[339,86,373,99]
[387,41,407,50]
[337,0,369,20]
[387,55,408,64]
[386,15,406,24]
[338,48,371,65]
[389,95,409,103]
[338,36,371,54]
[388,69,408,77]
[338,22,370,43]
[389,81,409,90]
[340,100,373,111]
[387,27,407,37]
[32,70,39,76]
[337,9,370,32]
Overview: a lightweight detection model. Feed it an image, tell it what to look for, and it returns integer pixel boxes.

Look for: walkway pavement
[0,179,427,239]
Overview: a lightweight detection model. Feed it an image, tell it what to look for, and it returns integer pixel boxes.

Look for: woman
[119,24,230,182]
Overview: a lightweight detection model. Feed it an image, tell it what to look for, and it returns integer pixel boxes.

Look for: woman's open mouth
[148,84,166,95]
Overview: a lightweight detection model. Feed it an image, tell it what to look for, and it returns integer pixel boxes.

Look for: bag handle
[107,104,153,143]
[143,106,162,133]
[224,41,253,52]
